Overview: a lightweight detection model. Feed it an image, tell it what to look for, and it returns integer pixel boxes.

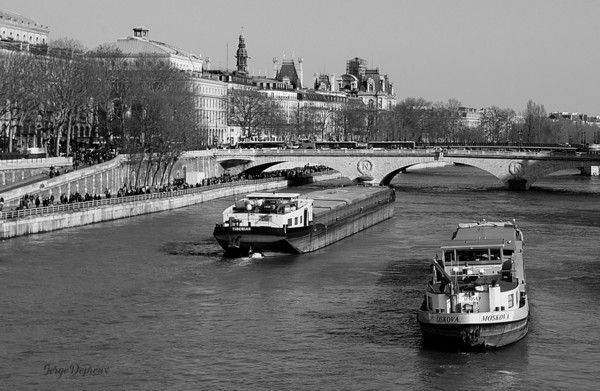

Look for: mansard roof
[276,59,300,88]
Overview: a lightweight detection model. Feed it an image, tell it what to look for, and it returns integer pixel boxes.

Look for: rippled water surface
[1,166,599,390]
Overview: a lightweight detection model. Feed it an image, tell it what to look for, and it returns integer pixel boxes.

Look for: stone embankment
[0,157,73,190]
[0,173,341,239]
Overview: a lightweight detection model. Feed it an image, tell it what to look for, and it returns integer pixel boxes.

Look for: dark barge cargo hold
[213,186,395,256]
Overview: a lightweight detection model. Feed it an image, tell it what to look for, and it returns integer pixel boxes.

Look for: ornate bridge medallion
[508,161,524,176]
[357,159,374,175]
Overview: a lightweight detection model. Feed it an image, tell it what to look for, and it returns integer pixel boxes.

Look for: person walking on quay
[0,197,4,211]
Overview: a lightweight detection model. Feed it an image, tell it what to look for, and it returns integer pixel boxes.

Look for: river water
[1,166,599,390]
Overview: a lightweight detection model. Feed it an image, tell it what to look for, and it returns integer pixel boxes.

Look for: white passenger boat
[417,221,529,349]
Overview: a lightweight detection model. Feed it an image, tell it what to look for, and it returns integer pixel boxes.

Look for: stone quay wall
[1,152,225,208]
[0,157,73,188]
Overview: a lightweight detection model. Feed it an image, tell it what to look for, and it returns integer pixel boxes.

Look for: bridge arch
[218,157,343,178]
[210,150,600,190]
[240,161,290,177]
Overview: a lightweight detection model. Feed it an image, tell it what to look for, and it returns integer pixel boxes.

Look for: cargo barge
[417,221,529,349]
[213,186,395,256]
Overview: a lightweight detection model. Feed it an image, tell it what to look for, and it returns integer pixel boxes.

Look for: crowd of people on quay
[4,165,332,213]
[72,148,118,170]
[44,149,118,179]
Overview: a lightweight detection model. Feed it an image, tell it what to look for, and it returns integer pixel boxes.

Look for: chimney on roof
[298,57,303,89]
[272,57,278,78]
[133,27,149,39]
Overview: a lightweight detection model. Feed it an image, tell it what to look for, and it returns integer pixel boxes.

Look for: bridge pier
[507,178,529,191]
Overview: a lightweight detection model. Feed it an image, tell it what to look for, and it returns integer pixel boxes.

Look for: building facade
[109,28,231,146]
[0,9,49,46]
[341,57,396,110]
[458,107,482,128]
[191,74,229,146]
[549,112,600,127]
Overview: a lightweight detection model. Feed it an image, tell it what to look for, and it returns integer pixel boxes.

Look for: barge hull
[418,317,529,349]
[214,187,395,255]
[286,198,394,253]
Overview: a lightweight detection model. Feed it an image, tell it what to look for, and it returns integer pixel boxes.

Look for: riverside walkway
[0,177,279,221]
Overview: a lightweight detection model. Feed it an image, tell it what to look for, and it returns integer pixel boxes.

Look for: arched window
[367,78,375,92]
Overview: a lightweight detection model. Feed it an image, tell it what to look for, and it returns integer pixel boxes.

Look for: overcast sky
[3,0,599,113]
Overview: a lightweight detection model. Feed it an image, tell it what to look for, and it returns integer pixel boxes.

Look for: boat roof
[441,239,506,250]
[246,192,300,199]
[457,221,516,229]
[453,222,519,242]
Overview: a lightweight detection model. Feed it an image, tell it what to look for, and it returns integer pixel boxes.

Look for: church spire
[235,29,249,74]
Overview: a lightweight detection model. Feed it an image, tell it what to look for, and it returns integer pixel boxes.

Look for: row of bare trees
[227,89,372,143]
[0,41,198,187]
[374,98,599,145]
[228,90,599,146]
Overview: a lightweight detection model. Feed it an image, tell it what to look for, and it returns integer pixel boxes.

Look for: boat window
[444,251,455,262]
[288,218,292,226]
[456,249,490,263]
[508,294,514,308]
[504,249,514,257]
[490,248,501,260]
[294,217,298,225]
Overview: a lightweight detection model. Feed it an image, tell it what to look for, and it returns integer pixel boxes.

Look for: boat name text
[435,315,459,323]
[481,313,509,322]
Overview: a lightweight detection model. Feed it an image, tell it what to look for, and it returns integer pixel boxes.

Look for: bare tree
[335,99,367,141]
[228,89,270,139]
[479,106,516,143]
[522,100,546,143]
[85,45,128,149]
[0,53,47,153]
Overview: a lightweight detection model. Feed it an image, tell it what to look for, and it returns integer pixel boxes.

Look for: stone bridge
[211,148,600,190]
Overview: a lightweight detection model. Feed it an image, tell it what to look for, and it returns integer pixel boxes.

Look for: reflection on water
[0,165,598,390]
